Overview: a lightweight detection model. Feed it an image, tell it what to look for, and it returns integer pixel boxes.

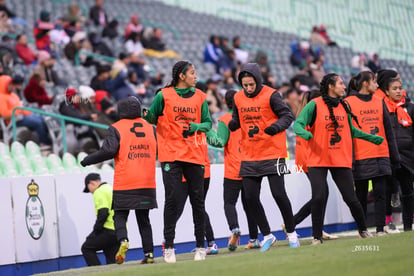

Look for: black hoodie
[229,63,295,177]
[81,97,143,165]
[230,63,294,137]
[81,97,157,210]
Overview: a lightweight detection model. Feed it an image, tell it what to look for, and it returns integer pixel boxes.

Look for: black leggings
[223,178,258,239]
[394,166,414,231]
[114,209,153,254]
[308,167,367,239]
[162,161,205,248]
[355,176,387,232]
[243,174,295,236]
[176,178,215,245]
[293,173,329,226]
[385,175,399,216]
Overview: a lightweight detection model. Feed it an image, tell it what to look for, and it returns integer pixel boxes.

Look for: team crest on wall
[25,180,45,240]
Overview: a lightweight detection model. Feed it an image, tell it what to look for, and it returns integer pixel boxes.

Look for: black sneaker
[141,252,154,264]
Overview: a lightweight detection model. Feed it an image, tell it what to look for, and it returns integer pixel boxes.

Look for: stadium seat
[62,152,82,173]
[11,141,26,158]
[25,141,41,158]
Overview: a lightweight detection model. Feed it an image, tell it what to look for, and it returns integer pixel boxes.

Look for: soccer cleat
[245,239,261,249]
[359,230,373,238]
[322,231,339,240]
[260,234,277,252]
[141,252,154,264]
[115,240,129,264]
[376,231,386,237]
[228,228,241,251]
[287,232,300,248]
[164,248,176,263]
[206,243,219,255]
[311,238,322,245]
[194,247,206,261]
[384,222,400,234]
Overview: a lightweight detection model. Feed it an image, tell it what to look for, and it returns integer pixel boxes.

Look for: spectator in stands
[205,77,224,115]
[63,19,83,38]
[318,24,337,47]
[124,14,143,39]
[59,88,99,153]
[309,55,326,84]
[368,52,381,73]
[0,35,16,75]
[111,52,130,79]
[232,36,248,64]
[88,32,113,57]
[142,27,165,51]
[112,70,146,101]
[0,75,51,146]
[125,32,144,56]
[33,50,66,87]
[0,0,15,19]
[219,36,230,52]
[255,50,275,88]
[351,53,370,75]
[78,85,114,138]
[94,90,119,122]
[33,10,54,53]
[15,34,37,66]
[310,26,327,46]
[102,19,119,39]
[203,35,222,67]
[284,88,300,117]
[23,73,53,107]
[89,0,108,27]
[90,64,112,92]
[64,3,86,26]
[217,48,237,77]
[49,17,71,45]
[0,10,13,33]
[290,41,303,67]
[64,31,95,66]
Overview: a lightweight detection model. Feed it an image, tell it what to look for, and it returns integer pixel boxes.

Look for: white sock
[287,231,298,242]
[264,233,274,240]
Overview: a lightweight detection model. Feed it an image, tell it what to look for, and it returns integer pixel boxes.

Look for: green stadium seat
[30,156,49,175]
[62,152,82,173]
[14,157,34,176]
[0,142,10,157]
[25,141,41,158]
[101,164,114,172]
[11,141,26,158]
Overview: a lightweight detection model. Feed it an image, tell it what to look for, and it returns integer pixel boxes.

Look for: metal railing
[74,50,116,66]
[10,107,224,162]
[11,107,109,153]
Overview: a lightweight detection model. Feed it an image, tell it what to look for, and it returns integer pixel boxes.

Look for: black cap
[12,74,24,84]
[83,173,101,193]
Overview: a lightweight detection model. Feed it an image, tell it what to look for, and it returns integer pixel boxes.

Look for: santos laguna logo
[25,180,45,240]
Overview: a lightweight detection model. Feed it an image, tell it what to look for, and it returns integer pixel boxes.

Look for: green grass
[44,232,413,276]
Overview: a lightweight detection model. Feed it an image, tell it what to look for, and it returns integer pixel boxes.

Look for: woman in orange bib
[345,71,400,236]
[143,61,212,263]
[229,63,300,251]
[293,73,384,244]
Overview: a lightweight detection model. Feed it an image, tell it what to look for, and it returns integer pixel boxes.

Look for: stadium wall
[0,163,356,275]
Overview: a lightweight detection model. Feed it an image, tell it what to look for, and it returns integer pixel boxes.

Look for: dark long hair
[348,71,374,93]
[165,60,192,88]
[320,73,361,136]
[296,89,321,118]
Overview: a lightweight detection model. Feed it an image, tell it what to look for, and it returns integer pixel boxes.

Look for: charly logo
[370,126,379,135]
[130,122,145,137]
[164,163,170,172]
[25,180,45,240]
[248,125,259,138]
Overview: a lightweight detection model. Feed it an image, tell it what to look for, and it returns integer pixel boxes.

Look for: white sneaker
[194,247,206,261]
[287,231,300,248]
[164,248,176,263]
[322,231,339,240]
[384,222,400,234]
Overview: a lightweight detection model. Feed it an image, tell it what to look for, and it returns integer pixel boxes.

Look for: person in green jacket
[81,173,118,266]
[143,60,212,263]
[293,73,383,245]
